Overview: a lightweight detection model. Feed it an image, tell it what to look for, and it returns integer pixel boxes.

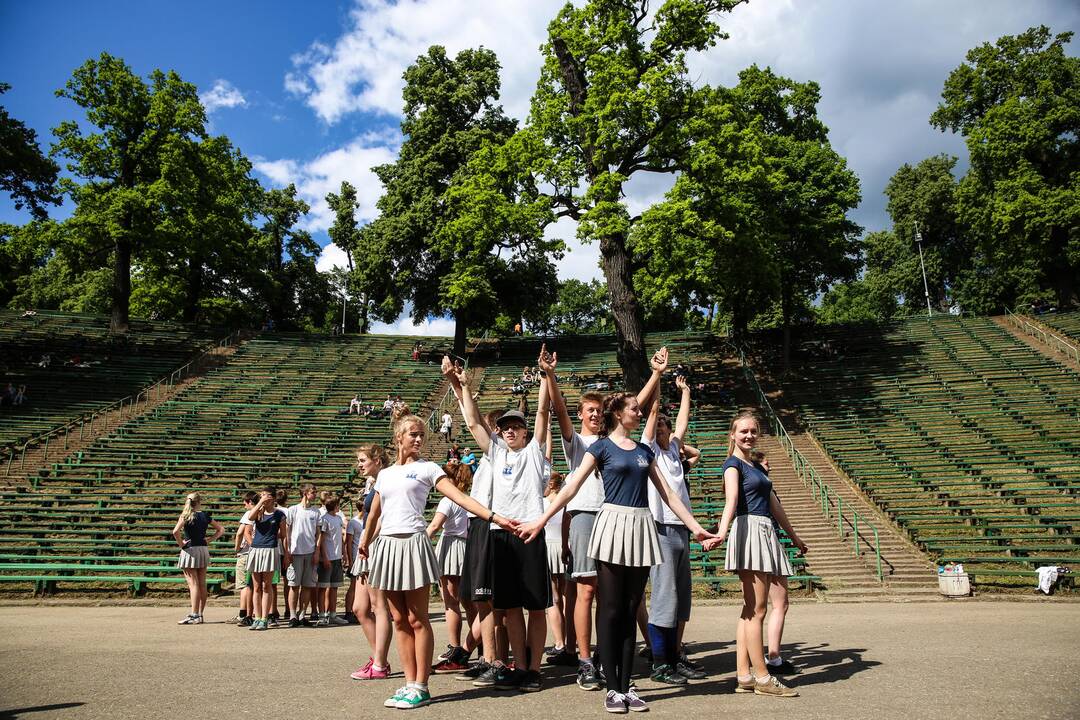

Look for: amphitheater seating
[0,332,446,594]
[0,310,221,451]
[779,316,1080,586]
[1037,309,1080,347]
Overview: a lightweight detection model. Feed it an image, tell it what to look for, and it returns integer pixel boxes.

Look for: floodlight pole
[915,222,932,317]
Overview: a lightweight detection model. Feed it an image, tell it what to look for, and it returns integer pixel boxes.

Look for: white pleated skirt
[587,504,662,567]
[368,532,440,591]
[351,537,379,577]
[546,540,566,576]
[177,545,209,569]
[725,514,795,576]
[246,546,280,574]
[437,534,467,577]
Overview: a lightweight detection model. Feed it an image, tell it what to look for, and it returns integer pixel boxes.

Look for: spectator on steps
[440,411,454,442]
[461,447,478,473]
[13,384,26,406]
[174,492,224,625]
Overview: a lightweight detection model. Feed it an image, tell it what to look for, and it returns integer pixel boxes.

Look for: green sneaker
[384,687,408,708]
[395,687,432,709]
[650,663,688,686]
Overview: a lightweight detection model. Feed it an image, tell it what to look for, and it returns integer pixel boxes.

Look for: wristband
[489,511,496,523]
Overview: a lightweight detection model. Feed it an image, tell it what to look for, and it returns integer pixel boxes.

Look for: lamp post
[914,221,932,317]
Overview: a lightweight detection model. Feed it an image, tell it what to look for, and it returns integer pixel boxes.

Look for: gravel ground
[0,602,1077,720]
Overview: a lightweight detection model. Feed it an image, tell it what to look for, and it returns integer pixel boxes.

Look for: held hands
[493,514,521,533]
[701,531,727,552]
[537,344,557,374]
[516,519,545,544]
[650,347,669,374]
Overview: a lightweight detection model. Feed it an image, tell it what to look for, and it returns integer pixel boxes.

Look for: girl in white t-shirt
[426,460,472,672]
[359,414,515,710]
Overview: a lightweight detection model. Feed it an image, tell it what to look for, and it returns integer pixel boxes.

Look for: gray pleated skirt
[436,534,467,577]
[368,532,440,591]
[177,545,209,569]
[725,514,795,576]
[246,546,280,574]
[351,537,379,577]
[588,504,662,567]
[546,540,566,576]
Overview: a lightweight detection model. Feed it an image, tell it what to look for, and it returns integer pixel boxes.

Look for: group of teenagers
[173,344,808,712]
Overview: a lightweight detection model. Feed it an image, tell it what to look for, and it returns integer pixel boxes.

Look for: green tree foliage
[51,53,208,332]
[523,0,744,387]
[257,184,324,330]
[367,46,558,353]
[0,84,60,221]
[531,278,612,335]
[326,181,393,333]
[631,65,860,366]
[931,26,1080,309]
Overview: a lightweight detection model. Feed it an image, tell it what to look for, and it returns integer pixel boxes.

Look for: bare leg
[386,590,417,682]
[462,599,479,653]
[563,578,578,655]
[504,608,528,670]
[546,574,565,649]
[441,576,463,647]
[526,609,547,671]
[196,567,208,614]
[353,577,376,649]
[406,586,434,684]
[574,576,597,660]
[288,585,300,618]
[372,586,393,667]
[182,569,198,615]
[767,576,789,660]
[737,570,770,679]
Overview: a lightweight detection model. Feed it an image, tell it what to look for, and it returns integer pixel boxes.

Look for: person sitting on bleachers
[349,394,363,415]
[13,384,26,407]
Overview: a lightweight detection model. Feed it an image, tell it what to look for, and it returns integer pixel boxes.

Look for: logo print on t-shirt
[406,472,418,480]
[636,454,650,468]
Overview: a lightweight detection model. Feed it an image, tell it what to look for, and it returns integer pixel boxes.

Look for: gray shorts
[567,511,598,580]
[286,553,318,588]
[317,558,344,588]
[648,523,692,627]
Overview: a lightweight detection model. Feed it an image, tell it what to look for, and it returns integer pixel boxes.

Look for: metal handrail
[5,330,246,476]
[1004,308,1080,365]
[731,343,884,581]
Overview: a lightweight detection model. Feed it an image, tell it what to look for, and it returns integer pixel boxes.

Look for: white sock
[756,674,772,684]
[767,656,782,666]
[372,663,386,671]
[737,673,752,683]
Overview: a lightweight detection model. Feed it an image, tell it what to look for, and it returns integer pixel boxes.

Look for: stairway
[771,433,942,601]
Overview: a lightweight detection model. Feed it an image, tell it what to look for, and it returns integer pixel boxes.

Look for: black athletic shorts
[460,517,493,602]
[491,528,552,611]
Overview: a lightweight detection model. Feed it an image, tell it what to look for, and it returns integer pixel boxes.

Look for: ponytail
[180,492,201,525]
[726,410,761,456]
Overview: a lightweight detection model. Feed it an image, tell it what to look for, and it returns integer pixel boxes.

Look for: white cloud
[316,242,351,272]
[252,129,401,233]
[369,315,456,337]
[285,0,554,124]
[199,79,247,114]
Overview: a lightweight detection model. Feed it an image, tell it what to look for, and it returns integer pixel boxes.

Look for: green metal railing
[732,343,884,581]
[1004,307,1080,365]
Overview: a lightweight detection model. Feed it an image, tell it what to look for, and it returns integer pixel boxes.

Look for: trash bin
[938,572,971,597]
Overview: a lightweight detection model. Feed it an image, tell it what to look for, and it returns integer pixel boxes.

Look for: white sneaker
[331,614,350,626]
[316,616,330,627]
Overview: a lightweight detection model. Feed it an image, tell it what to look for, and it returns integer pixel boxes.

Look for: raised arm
[641,379,662,443]
[442,356,490,454]
[673,374,691,442]
[534,345,554,450]
[682,443,702,469]
[635,347,669,410]
[546,350,576,443]
[518,452,600,543]
[648,464,715,541]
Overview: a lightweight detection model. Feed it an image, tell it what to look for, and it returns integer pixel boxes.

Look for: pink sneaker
[351,658,391,680]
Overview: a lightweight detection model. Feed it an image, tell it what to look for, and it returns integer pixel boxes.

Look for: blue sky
[2,0,1078,334]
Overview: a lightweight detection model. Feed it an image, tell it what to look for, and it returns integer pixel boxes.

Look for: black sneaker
[267,612,280,625]
[577,663,602,691]
[288,617,300,628]
[675,660,706,680]
[637,644,653,661]
[518,669,542,693]
[494,666,522,691]
[460,660,490,681]
[472,663,500,687]
[767,658,798,675]
[237,615,253,627]
[547,649,579,667]
[544,645,562,658]
[651,663,688,685]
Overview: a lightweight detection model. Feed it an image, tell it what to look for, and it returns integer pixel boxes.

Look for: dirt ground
[0,601,1077,720]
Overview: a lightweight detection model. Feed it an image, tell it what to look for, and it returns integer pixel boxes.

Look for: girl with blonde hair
[173,492,224,625]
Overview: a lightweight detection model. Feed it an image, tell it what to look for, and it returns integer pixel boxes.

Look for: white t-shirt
[440,413,453,431]
[237,510,254,554]
[647,437,690,526]
[375,461,445,535]
[318,512,344,561]
[489,435,547,526]
[346,515,364,559]
[436,496,468,538]
[543,495,564,541]
[287,503,321,554]
[563,432,605,513]
[467,451,494,519]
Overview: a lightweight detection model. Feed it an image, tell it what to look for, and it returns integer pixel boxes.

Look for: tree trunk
[183,255,203,323]
[359,293,370,334]
[453,314,468,359]
[110,236,131,334]
[599,233,648,390]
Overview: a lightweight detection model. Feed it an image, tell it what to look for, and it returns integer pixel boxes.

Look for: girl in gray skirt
[703,412,807,698]
[349,444,394,680]
[246,489,289,631]
[173,492,224,624]
[521,389,717,714]
[358,414,516,710]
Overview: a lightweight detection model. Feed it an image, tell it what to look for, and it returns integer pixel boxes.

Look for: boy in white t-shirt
[286,483,321,627]
[316,492,348,626]
[233,490,258,626]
